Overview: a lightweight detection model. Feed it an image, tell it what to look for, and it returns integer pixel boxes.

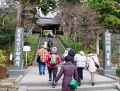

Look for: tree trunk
[16,3,22,27]
[96,30,100,54]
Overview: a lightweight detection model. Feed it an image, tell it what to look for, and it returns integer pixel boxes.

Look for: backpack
[49,54,58,66]
[48,41,52,47]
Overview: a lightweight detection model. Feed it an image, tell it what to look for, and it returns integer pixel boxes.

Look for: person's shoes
[43,72,45,75]
[49,78,52,81]
[52,84,56,88]
[92,83,95,86]
[78,83,81,86]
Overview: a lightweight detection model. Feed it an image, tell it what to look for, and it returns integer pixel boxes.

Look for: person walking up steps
[53,55,78,91]
[68,48,75,64]
[43,40,47,49]
[74,51,87,86]
[45,47,61,88]
[86,52,100,86]
[36,45,48,75]
[47,39,53,51]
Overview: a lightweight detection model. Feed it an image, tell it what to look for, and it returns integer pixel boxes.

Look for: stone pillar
[40,27,43,37]
[9,27,25,77]
[99,31,116,76]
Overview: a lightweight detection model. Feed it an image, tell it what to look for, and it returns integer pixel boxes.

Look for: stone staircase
[18,66,119,91]
[19,80,118,91]
[39,37,65,57]
[17,37,119,91]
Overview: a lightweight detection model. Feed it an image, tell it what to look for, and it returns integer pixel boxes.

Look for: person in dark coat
[68,49,75,64]
[53,55,78,91]
[47,39,53,51]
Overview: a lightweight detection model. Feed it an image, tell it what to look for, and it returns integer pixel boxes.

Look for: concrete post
[99,31,116,76]
[9,27,25,77]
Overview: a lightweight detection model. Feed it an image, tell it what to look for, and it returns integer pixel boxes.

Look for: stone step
[39,37,65,57]
[0,88,17,91]
[19,80,117,86]
[18,84,118,91]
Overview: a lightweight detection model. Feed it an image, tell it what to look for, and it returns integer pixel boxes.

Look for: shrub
[23,34,39,66]
[0,49,6,67]
[116,68,120,77]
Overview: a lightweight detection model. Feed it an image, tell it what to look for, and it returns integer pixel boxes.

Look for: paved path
[18,65,120,91]
[20,66,116,83]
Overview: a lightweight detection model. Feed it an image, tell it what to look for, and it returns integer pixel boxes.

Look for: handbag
[37,56,41,63]
[69,78,78,89]
[91,58,99,68]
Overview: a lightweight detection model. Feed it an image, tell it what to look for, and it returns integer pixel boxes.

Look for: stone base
[99,68,116,76]
[8,69,25,77]
[32,61,37,66]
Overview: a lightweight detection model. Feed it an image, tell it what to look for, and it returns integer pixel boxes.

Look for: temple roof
[36,18,61,26]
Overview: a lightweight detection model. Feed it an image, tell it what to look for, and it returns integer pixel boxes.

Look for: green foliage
[88,0,120,29]
[111,10,120,18]
[38,0,57,15]
[97,1,116,14]
[0,50,6,67]
[59,35,88,53]
[0,28,15,48]
[101,14,120,29]
[116,68,120,77]
[23,34,39,65]
[88,0,116,14]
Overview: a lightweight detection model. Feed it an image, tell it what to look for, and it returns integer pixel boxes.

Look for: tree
[56,0,102,52]
[14,0,57,37]
[87,0,120,54]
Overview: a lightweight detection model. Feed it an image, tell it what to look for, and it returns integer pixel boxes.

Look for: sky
[37,7,57,18]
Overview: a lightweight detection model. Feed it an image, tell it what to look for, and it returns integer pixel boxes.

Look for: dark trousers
[77,67,84,83]
[48,67,58,82]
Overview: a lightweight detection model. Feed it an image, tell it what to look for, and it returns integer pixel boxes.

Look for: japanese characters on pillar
[103,31,111,70]
[13,27,24,70]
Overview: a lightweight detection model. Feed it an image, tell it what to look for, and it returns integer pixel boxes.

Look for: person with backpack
[45,47,61,88]
[36,45,48,75]
[47,39,53,51]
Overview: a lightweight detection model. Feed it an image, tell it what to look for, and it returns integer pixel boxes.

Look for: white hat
[79,51,85,56]
[41,45,44,48]
[51,47,57,53]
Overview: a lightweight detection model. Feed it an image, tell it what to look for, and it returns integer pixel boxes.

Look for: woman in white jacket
[86,52,100,86]
[74,51,87,86]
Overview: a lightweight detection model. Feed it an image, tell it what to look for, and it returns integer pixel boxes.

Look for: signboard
[10,54,12,60]
[23,46,30,67]
[23,46,30,51]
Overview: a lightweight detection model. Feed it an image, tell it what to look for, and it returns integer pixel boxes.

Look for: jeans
[48,67,58,82]
[38,62,46,75]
